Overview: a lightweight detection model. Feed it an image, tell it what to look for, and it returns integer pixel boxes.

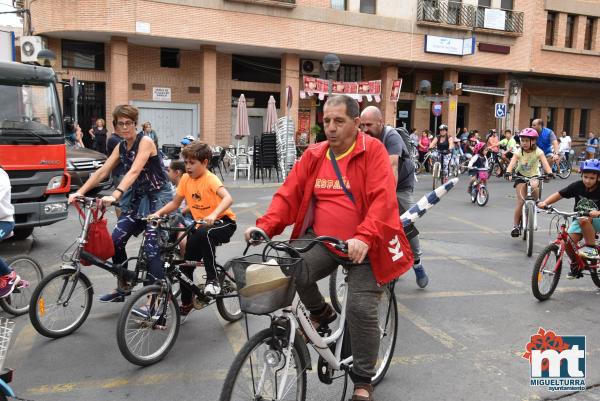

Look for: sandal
[349,383,374,401]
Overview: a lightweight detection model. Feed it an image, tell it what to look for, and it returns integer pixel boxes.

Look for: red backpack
[74,200,115,266]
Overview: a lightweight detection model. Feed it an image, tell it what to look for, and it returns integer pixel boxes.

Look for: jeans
[291,232,383,384]
[0,221,15,275]
[396,190,423,263]
[112,215,162,287]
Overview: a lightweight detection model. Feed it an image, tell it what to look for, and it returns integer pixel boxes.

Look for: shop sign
[425,35,475,56]
[152,87,171,102]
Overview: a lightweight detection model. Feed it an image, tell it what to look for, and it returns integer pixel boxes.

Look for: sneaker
[309,303,337,330]
[179,303,193,316]
[204,280,221,296]
[578,246,599,260]
[413,264,429,288]
[99,288,131,303]
[0,272,20,299]
[511,226,520,238]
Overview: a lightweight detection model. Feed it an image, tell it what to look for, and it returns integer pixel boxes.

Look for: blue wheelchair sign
[495,103,506,118]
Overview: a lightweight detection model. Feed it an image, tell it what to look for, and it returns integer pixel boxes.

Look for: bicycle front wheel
[557,159,571,179]
[29,269,93,338]
[0,256,44,316]
[476,186,489,207]
[532,244,562,301]
[221,327,307,401]
[526,203,535,257]
[116,284,180,366]
[432,162,441,191]
[216,265,242,322]
[372,285,398,386]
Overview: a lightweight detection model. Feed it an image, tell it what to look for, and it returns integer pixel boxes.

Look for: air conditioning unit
[20,36,45,63]
[301,59,321,76]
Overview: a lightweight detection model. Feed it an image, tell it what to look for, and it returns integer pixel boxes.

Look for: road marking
[395,286,598,299]
[451,256,526,288]
[396,301,466,351]
[430,210,498,234]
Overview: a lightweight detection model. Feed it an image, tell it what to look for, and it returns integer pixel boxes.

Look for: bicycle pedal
[192,296,209,310]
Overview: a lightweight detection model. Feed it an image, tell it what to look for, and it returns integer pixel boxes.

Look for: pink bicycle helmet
[519,128,539,139]
[473,142,486,154]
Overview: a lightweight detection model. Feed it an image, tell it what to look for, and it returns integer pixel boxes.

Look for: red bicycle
[531,206,600,301]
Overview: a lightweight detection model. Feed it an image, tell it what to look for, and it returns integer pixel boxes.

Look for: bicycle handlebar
[539,205,589,218]
[142,216,220,229]
[245,228,348,255]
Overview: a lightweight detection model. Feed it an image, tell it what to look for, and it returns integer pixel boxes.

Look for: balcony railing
[417,0,475,28]
[225,0,296,8]
[417,0,523,34]
[475,5,524,33]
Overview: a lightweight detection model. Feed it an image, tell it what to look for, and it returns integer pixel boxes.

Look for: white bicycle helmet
[181,135,195,145]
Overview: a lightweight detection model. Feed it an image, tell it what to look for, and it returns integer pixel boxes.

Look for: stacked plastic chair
[275,117,296,180]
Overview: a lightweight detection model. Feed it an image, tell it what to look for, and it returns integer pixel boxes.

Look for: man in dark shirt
[538,160,600,277]
[361,106,429,288]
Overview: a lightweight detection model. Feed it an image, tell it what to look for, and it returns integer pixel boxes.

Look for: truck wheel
[11,227,34,240]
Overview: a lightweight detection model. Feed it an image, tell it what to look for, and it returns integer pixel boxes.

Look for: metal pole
[328,75,333,97]
[434,115,438,137]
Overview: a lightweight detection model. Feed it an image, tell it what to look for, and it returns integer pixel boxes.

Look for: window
[62,40,104,70]
[359,0,375,14]
[547,108,556,131]
[478,0,491,6]
[530,107,541,126]
[331,0,346,10]
[232,55,281,84]
[545,12,556,46]
[500,0,513,9]
[563,108,573,135]
[160,48,180,68]
[580,109,590,138]
[565,14,575,48]
[335,64,362,82]
[584,17,595,50]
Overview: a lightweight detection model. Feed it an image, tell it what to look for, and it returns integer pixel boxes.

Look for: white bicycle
[220,231,398,401]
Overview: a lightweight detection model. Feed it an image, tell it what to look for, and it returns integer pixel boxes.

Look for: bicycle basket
[229,254,303,315]
[0,318,15,371]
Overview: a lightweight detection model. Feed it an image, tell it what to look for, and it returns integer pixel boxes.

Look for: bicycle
[220,231,398,401]
[0,318,16,401]
[469,168,489,207]
[0,255,43,316]
[116,216,242,366]
[430,150,451,191]
[506,174,550,257]
[532,206,600,301]
[28,196,179,339]
[553,153,572,179]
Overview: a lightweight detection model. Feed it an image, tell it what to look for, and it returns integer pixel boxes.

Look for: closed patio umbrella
[235,93,250,154]
[264,95,278,133]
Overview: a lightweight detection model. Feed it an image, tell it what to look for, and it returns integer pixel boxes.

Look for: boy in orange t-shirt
[151,141,236,313]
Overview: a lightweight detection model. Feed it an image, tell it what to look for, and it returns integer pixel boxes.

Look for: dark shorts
[513,173,528,188]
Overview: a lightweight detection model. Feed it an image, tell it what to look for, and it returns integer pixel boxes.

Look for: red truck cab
[0,61,70,239]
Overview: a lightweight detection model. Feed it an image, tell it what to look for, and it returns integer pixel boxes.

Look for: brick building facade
[22,0,600,147]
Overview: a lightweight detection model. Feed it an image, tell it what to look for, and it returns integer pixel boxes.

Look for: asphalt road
[1,172,599,401]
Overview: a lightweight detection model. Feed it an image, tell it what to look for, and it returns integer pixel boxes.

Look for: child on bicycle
[0,166,26,298]
[505,128,553,237]
[538,159,600,277]
[467,142,488,193]
[166,160,193,257]
[150,141,236,314]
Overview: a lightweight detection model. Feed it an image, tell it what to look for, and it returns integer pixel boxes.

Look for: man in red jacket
[245,95,412,400]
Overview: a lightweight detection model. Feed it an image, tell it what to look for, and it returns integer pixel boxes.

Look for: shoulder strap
[328,148,355,205]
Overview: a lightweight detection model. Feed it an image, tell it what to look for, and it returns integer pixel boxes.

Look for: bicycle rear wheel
[526,203,535,257]
[329,266,346,314]
[220,327,307,401]
[371,285,398,386]
[116,284,180,366]
[216,265,242,322]
[29,269,93,338]
[0,256,44,316]
[531,244,562,301]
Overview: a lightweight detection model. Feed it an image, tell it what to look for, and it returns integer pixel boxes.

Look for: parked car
[66,146,112,194]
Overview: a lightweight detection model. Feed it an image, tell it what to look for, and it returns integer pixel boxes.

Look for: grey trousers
[291,233,383,383]
[396,189,423,262]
